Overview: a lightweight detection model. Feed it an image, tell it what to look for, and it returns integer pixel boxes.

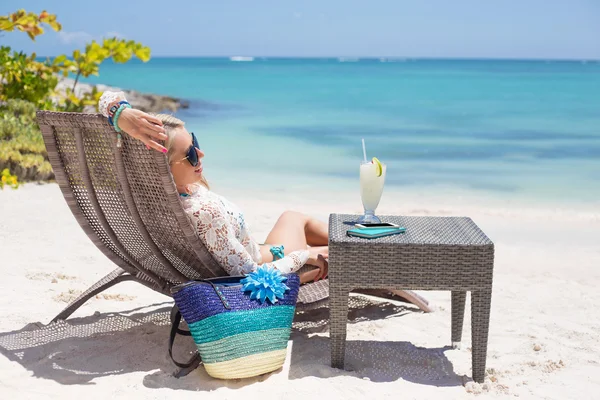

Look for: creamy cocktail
[357,157,386,224]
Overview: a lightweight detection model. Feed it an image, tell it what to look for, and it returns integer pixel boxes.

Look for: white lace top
[181,185,309,275]
[98,90,126,117]
[98,91,309,276]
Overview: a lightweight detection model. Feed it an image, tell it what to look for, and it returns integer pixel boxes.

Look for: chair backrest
[37,111,227,294]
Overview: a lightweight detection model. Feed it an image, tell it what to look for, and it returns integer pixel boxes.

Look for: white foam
[230,56,254,62]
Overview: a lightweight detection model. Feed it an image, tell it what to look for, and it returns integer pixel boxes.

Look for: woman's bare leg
[306,217,328,246]
[263,211,328,248]
[263,211,308,253]
[259,211,328,283]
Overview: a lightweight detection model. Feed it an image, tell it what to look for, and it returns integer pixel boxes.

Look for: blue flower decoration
[241,265,290,304]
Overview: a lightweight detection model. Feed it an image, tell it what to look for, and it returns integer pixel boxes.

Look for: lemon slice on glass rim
[372,157,383,177]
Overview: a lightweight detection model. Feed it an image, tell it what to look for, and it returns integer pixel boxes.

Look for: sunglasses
[175,132,201,167]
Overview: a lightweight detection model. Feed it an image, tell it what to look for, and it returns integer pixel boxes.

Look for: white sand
[1,183,599,399]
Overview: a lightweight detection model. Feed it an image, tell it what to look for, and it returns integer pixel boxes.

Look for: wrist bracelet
[270,245,285,261]
[108,100,130,125]
[113,103,132,132]
[112,103,132,148]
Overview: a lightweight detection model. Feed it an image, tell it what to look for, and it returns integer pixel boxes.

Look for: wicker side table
[328,214,494,383]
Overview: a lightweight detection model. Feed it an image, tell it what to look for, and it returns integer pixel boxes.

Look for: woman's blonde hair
[152,113,209,190]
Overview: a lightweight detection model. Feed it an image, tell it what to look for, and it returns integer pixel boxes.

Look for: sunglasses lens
[187,132,200,167]
[187,146,198,167]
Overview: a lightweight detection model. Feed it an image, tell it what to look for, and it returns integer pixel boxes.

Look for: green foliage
[0,9,152,185]
[58,37,150,112]
[0,9,151,112]
[0,9,61,40]
[0,99,52,182]
[0,46,61,107]
[0,169,19,189]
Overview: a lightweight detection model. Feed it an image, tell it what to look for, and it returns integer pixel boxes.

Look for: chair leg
[451,291,467,348]
[51,267,138,323]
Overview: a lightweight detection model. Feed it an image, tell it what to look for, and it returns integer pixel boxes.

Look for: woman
[99,91,431,311]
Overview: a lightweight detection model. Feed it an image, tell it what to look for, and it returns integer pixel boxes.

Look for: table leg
[471,289,492,383]
[451,291,466,348]
[329,287,350,369]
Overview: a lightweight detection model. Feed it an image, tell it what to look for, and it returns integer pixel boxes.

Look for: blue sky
[2,0,599,59]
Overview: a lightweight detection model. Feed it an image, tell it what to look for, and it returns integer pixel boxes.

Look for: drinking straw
[362,138,367,163]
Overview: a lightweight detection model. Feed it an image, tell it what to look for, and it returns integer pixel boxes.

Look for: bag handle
[169,305,201,369]
[169,303,193,336]
[202,279,231,309]
[171,276,246,310]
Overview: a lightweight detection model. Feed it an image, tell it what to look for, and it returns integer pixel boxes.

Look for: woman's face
[168,126,205,191]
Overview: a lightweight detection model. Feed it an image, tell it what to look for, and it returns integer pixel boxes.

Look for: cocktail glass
[356,160,387,224]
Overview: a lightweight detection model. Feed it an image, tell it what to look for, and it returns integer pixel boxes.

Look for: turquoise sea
[83,58,600,206]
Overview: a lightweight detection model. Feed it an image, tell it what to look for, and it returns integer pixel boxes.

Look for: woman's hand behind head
[118,108,168,153]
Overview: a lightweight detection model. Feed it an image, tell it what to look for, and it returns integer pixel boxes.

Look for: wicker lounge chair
[37,111,336,323]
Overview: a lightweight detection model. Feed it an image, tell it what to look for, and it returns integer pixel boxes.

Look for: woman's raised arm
[98,90,168,153]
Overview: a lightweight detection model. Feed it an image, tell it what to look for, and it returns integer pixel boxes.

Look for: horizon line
[35,55,600,62]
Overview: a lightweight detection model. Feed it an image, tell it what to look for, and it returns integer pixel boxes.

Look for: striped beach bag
[169,267,300,379]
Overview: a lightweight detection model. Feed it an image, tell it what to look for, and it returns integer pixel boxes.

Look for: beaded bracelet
[270,245,285,261]
[108,100,130,126]
[112,103,132,147]
[113,103,132,132]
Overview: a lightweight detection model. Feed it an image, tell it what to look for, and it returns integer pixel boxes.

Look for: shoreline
[12,178,600,224]
[206,169,600,223]
[56,77,190,114]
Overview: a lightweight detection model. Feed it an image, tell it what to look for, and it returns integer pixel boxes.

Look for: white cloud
[58,30,94,45]
[293,11,302,19]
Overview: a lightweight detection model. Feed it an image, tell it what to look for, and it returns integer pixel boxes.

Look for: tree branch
[71,70,81,92]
